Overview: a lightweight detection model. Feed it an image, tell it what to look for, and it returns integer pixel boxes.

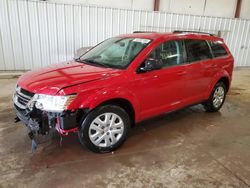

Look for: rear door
[184,39,213,103]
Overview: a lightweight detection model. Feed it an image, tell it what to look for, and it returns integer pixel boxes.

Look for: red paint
[17,32,234,129]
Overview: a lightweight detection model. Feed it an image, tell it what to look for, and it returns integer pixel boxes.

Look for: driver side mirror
[137,58,162,73]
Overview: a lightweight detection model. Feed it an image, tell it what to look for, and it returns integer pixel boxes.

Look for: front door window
[148,40,185,68]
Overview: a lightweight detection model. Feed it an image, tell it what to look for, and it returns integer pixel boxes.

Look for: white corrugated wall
[0,0,250,71]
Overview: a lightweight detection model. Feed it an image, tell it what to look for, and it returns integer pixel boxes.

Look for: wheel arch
[217,76,230,92]
[205,71,231,99]
[94,98,136,128]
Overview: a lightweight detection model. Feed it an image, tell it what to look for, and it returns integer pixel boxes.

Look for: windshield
[78,37,151,69]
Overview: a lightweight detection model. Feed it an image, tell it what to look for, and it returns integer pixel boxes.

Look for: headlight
[33,94,76,112]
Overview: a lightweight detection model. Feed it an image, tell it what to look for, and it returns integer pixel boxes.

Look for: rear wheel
[203,82,226,112]
[78,105,130,153]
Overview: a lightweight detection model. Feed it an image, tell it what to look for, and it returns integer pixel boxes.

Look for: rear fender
[205,70,230,100]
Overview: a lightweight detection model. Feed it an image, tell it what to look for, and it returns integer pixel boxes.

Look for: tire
[78,105,130,153]
[203,82,227,112]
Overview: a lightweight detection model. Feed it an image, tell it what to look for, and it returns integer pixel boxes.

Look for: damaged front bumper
[14,103,89,151]
[14,104,81,136]
[13,86,89,151]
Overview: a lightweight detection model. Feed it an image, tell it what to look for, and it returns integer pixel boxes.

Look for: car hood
[17,60,121,95]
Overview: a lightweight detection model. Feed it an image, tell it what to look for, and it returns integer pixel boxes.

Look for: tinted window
[185,39,212,62]
[148,40,184,68]
[209,41,228,58]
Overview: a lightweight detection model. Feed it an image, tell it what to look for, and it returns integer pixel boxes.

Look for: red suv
[13,31,234,153]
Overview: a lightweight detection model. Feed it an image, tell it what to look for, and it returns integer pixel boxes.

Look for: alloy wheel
[212,86,225,108]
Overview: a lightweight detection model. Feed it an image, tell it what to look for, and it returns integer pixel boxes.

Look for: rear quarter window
[209,41,228,58]
[185,39,212,62]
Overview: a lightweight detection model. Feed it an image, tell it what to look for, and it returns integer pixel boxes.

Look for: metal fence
[0,0,250,71]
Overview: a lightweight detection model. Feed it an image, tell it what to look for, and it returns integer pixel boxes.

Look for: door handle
[177,71,187,76]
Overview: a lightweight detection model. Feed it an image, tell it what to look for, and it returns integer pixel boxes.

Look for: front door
[131,40,188,120]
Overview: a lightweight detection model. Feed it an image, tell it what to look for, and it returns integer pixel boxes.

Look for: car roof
[117,31,224,42]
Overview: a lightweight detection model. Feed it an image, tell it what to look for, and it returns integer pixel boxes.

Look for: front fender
[68,87,141,121]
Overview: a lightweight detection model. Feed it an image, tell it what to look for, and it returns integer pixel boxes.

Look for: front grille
[13,86,34,109]
[20,88,34,97]
[17,93,30,106]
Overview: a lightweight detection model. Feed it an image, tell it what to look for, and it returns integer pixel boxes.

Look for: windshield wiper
[77,58,111,68]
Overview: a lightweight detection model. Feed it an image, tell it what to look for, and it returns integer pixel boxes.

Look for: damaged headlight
[31,94,76,112]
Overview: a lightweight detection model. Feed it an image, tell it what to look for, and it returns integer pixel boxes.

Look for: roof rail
[173,30,215,36]
[133,31,156,33]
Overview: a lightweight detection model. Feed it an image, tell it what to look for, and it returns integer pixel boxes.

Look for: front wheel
[203,82,226,112]
[78,105,130,153]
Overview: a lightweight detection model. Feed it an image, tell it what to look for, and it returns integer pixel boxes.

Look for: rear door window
[185,39,212,62]
[209,41,228,58]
